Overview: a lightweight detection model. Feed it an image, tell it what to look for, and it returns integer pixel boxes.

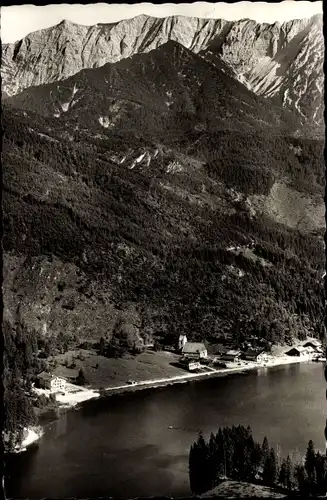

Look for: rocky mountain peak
[2,13,323,131]
[58,18,76,26]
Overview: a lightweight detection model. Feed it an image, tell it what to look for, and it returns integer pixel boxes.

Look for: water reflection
[52,411,68,438]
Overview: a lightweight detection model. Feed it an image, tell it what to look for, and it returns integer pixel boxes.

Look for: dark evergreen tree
[269,447,278,485]
[99,336,106,356]
[279,458,288,488]
[314,451,327,496]
[294,464,307,495]
[197,432,212,493]
[243,446,253,480]
[263,447,278,486]
[251,441,262,476]
[223,427,235,477]
[285,454,293,491]
[261,436,270,467]
[232,440,245,480]
[305,439,317,493]
[76,367,87,386]
[215,428,227,478]
[208,432,218,488]
[188,432,211,494]
[189,443,200,494]
[189,426,325,496]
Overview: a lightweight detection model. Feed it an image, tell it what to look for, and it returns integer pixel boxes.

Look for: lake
[5,362,326,498]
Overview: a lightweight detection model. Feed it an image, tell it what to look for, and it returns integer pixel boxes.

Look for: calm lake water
[5,362,326,498]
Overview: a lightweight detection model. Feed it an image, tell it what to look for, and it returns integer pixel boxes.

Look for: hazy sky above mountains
[2,1,323,44]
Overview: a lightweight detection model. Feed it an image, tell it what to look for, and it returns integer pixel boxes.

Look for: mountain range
[2,14,324,134]
[2,14,325,354]
[5,40,298,139]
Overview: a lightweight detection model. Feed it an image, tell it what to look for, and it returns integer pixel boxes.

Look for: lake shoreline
[52,352,316,405]
[6,359,324,499]
[99,354,315,397]
[5,426,44,455]
[18,352,317,453]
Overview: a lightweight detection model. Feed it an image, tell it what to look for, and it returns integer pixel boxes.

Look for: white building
[37,372,66,392]
[242,350,269,363]
[182,342,207,359]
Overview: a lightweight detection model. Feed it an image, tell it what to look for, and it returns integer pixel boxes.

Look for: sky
[1,1,323,44]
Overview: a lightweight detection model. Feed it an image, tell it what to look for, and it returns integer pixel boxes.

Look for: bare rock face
[2,14,323,126]
[2,16,229,95]
[214,15,324,127]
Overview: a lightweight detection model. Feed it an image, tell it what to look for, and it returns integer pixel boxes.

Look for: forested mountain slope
[3,105,325,351]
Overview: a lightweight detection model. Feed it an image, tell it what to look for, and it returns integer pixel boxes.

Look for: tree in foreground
[304,439,317,494]
[189,432,211,494]
[188,427,325,496]
[189,425,261,493]
[279,458,288,488]
[314,451,327,495]
[285,454,294,491]
[263,447,278,486]
[294,463,307,495]
[261,436,270,467]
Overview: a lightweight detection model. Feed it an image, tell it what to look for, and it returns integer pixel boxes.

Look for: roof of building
[244,349,265,357]
[226,350,241,356]
[303,339,321,347]
[287,346,307,353]
[38,372,67,383]
[182,342,207,353]
[37,371,55,382]
[207,343,229,355]
[53,366,80,379]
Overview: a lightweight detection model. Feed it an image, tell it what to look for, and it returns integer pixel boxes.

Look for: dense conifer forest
[3,106,325,348]
[189,425,327,496]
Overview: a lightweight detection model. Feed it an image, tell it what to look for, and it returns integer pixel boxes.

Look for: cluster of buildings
[177,335,324,372]
[285,339,323,359]
[177,335,269,372]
